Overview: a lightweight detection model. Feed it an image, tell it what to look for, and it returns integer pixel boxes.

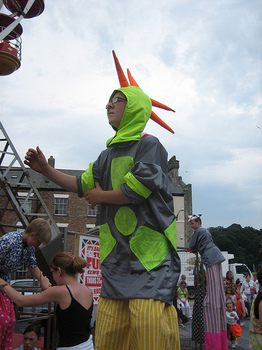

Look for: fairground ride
[0,0,45,75]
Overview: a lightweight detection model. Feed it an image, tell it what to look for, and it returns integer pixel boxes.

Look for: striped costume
[189,227,227,349]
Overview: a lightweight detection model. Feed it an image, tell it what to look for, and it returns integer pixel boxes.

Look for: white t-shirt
[15,346,40,350]
[226,310,239,325]
[241,280,257,295]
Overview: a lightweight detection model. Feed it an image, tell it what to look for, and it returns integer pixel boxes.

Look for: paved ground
[233,318,250,350]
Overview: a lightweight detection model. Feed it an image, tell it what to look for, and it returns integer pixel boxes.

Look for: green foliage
[209,224,262,272]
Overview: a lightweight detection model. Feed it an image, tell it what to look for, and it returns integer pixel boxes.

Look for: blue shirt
[0,231,37,282]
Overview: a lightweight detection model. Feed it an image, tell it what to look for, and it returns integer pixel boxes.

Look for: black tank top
[56,285,93,347]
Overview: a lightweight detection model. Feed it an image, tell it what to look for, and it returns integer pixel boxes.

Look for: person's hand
[24,146,48,174]
[40,273,51,291]
[83,182,103,208]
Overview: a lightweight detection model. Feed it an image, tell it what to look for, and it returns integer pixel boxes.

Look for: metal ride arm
[0,0,35,41]
[0,122,60,236]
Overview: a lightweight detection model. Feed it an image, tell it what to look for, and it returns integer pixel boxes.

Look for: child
[173,288,189,327]
[0,218,51,350]
[177,280,192,319]
[226,301,242,349]
[0,253,94,350]
[225,286,237,308]
[235,284,246,326]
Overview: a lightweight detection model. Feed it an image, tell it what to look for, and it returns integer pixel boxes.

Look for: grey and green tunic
[77,86,180,304]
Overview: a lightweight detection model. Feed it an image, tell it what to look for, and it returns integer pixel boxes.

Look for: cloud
[1,0,261,230]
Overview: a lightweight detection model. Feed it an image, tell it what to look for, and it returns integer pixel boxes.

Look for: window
[57,224,68,235]
[87,204,98,217]
[86,224,95,231]
[57,223,69,251]
[54,194,69,216]
[235,265,250,275]
[17,192,33,214]
[20,199,32,214]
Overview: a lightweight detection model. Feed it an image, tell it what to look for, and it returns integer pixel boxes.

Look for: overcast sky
[1,1,261,230]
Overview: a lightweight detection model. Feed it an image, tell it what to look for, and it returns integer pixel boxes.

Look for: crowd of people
[0,217,261,350]
[178,266,261,350]
[0,250,94,350]
[222,269,262,349]
[0,218,51,349]
[175,214,262,350]
[1,213,260,350]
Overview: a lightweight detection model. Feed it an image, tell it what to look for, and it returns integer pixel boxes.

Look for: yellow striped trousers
[95,298,180,350]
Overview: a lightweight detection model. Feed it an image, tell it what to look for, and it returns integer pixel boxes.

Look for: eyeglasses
[105,97,127,109]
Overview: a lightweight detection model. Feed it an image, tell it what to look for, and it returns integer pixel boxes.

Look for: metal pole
[63,227,68,252]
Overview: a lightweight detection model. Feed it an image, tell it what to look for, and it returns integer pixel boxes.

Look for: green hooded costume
[77,86,180,304]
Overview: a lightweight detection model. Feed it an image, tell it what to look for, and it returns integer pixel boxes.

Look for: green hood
[106,86,152,147]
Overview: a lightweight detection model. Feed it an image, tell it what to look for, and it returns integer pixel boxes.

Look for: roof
[2,166,187,195]
[168,175,185,195]
[2,167,82,190]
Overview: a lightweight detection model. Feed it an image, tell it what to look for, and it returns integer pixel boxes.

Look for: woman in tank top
[0,253,94,350]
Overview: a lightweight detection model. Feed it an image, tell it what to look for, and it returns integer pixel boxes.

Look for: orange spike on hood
[151,111,175,134]
[151,98,175,113]
[112,51,175,133]
[112,50,129,87]
[127,69,139,87]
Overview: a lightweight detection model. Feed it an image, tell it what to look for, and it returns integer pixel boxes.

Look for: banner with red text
[78,236,102,304]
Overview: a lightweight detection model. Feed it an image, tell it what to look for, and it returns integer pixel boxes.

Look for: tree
[209,224,262,271]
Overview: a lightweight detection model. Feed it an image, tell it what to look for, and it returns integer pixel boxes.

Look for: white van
[178,251,252,299]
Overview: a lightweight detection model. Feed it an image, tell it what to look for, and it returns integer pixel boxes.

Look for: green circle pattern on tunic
[114,207,137,236]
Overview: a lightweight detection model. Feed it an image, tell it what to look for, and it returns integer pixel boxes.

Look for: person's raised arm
[0,277,61,307]
[24,147,78,193]
[28,267,51,291]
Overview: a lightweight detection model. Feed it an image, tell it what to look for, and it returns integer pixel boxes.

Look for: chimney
[168,156,179,180]
[48,156,55,168]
